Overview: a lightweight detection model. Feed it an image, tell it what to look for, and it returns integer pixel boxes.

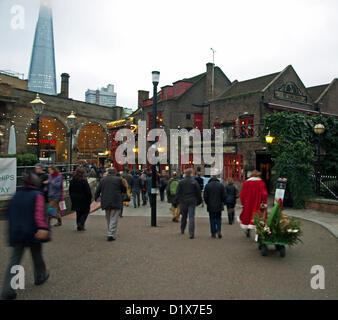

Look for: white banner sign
[0,158,17,197]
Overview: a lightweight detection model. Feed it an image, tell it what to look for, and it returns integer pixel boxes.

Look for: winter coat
[203,177,226,213]
[225,183,238,209]
[146,176,152,194]
[94,174,126,210]
[69,178,92,212]
[194,176,204,192]
[176,176,202,207]
[7,187,49,246]
[48,174,63,200]
[131,175,142,192]
[35,172,49,200]
[122,173,132,187]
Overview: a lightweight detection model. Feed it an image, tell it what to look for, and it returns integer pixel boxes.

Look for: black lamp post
[314,123,325,195]
[67,111,77,171]
[47,132,52,164]
[30,94,45,161]
[151,71,160,227]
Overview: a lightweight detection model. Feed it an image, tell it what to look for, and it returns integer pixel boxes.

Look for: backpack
[169,180,179,196]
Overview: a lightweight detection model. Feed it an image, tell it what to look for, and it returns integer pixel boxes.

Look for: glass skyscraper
[28,1,57,95]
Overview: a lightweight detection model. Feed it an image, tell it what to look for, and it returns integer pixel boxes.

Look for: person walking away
[159,172,168,202]
[203,173,226,238]
[239,170,268,237]
[131,171,141,208]
[119,176,129,217]
[47,165,64,227]
[140,173,148,206]
[166,172,180,222]
[146,172,153,207]
[69,168,92,231]
[225,178,238,225]
[95,168,126,241]
[194,172,204,207]
[1,173,50,300]
[176,168,202,239]
[122,169,132,207]
[34,163,49,202]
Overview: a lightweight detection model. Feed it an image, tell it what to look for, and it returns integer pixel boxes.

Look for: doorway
[256,152,273,193]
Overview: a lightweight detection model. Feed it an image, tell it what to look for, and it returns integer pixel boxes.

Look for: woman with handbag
[47,165,64,227]
[69,168,92,231]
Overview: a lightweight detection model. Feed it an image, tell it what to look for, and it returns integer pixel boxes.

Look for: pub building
[130,63,338,191]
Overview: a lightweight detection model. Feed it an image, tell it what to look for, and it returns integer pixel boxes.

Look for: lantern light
[265,130,275,144]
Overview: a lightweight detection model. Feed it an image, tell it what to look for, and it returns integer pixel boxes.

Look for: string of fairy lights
[1,112,108,157]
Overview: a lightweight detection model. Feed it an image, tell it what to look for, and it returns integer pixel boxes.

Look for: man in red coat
[238,171,268,237]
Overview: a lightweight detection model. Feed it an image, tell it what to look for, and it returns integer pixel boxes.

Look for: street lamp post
[30,94,46,161]
[151,71,160,227]
[314,123,325,195]
[67,111,77,172]
[47,132,52,164]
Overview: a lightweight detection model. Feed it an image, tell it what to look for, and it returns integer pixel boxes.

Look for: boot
[228,213,233,225]
[230,212,235,225]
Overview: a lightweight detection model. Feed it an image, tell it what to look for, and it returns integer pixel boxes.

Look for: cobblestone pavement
[0,199,337,300]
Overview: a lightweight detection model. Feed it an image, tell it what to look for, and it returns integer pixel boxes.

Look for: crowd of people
[1,162,268,300]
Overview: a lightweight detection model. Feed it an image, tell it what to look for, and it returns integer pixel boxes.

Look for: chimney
[206,63,214,100]
[138,90,149,107]
[60,73,70,98]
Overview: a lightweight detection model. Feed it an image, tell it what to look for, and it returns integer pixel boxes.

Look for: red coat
[239,177,268,229]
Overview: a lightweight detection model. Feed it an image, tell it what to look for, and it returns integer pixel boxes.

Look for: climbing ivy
[261,112,338,208]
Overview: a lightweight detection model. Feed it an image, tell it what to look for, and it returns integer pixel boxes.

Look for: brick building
[0,72,123,165]
[131,63,337,191]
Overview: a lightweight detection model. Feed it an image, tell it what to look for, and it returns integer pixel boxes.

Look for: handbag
[59,200,66,211]
[47,204,57,217]
[122,193,130,202]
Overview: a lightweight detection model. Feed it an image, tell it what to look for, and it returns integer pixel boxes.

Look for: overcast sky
[0,0,337,109]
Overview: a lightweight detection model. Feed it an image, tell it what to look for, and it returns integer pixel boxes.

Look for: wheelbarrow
[256,200,287,258]
[257,241,287,257]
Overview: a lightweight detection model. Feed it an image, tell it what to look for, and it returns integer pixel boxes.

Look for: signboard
[274,178,287,204]
[189,146,236,154]
[274,91,307,103]
[274,82,307,103]
[0,158,17,197]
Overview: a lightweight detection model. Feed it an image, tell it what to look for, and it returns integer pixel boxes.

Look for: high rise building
[85,84,117,107]
[28,1,57,95]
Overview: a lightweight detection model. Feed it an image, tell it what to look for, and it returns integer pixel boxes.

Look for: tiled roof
[218,72,280,99]
[307,84,329,101]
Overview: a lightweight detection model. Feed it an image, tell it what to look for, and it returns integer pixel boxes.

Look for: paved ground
[0,200,337,300]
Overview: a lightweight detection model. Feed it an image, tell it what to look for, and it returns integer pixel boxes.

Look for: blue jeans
[209,212,222,235]
[181,204,196,236]
[132,190,140,208]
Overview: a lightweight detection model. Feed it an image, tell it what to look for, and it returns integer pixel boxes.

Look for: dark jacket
[69,178,92,212]
[146,176,152,194]
[176,176,202,207]
[94,174,126,210]
[194,176,204,192]
[35,172,49,200]
[131,175,141,192]
[7,187,49,246]
[225,183,238,208]
[203,178,226,213]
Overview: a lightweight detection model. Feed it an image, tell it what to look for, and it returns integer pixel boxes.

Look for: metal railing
[311,174,338,200]
[225,123,262,140]
[16,164,77,190]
